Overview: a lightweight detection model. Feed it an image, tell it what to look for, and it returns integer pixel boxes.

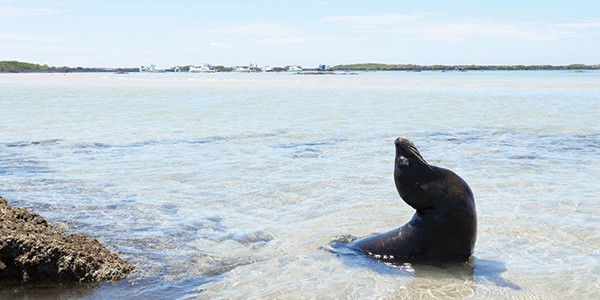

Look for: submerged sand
[2,71,598,90]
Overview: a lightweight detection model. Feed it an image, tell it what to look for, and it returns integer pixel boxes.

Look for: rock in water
[0,196,135,283]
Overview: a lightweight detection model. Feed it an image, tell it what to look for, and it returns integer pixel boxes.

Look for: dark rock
[0,196,135,283]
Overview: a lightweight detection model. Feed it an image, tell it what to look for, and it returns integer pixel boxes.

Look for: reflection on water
[0,282,97,300]
[325,236,520,299]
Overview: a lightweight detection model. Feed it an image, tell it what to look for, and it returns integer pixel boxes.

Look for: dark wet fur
[352,138,477,261]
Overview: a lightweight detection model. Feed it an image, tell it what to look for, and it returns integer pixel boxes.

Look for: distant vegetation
[333,63,600,71]
[494,64,599,70]
[2,60,599,73]
[0,61,52,70]
[0,60,137,73]
[332,63,420,70]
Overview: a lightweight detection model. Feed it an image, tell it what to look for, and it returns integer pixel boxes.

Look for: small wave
[73,142,112,148]
[69,131,289,149]
[229,230,274,246]
[320,235,359,256]
[509,155,541,160]
[196,257,260,277]
[274,138,347,158]
[0,154,51,175]
[2,131,290,154]
[275,138,347,149]
[291,150,323,159]
[3,139,63,148]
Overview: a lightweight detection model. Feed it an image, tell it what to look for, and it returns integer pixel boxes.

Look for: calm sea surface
[1,71,599,299]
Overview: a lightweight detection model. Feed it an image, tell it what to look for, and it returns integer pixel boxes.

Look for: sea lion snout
[395,138,423,161]
[395,137,409,145]
[395,138,416,151]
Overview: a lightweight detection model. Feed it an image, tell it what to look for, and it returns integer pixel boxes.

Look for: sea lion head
[394,138,434,175]
[394,138,437,210]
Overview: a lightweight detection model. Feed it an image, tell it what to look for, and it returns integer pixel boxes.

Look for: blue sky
[1,0,599,68]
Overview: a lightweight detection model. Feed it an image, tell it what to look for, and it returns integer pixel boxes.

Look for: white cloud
[0,45,95,52]
[553,22,600,29]
[182,23,296,36]
[0,6,69,17]
[176,42,238,52]
[321,13,595,41]
[209,42,235,49]
[393,19,544,42]
[0,32,71,43]
[322,13,434,29]
[250,37,308,45]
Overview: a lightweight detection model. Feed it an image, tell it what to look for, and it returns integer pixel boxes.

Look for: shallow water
[1,71,599,299]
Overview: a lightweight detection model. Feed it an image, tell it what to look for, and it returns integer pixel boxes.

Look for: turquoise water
[1,71,599,299]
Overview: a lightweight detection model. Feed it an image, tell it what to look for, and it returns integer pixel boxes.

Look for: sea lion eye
[399,156,409,166]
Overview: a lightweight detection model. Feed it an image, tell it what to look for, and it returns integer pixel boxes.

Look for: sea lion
[352,138,477,261]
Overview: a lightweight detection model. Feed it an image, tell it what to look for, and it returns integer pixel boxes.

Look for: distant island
[1,60,599,73]
[332,63,600,71]
[0,61,137,73]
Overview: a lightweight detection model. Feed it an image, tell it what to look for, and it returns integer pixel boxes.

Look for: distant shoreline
[1,60,599,73]
[1,67,598,74]
[0,67,139,74]
[332,63,600,71]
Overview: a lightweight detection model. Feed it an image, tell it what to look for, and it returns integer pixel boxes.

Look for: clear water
[1,71,599,299]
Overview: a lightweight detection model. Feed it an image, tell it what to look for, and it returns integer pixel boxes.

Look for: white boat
[233,63,262,73]
[140,64,167,73]
[189,64,215,73]
[287,65,302,72]
[232,66,252,73]
[261,65,274,72]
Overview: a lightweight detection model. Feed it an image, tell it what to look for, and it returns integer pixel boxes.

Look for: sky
[1,0,599,68]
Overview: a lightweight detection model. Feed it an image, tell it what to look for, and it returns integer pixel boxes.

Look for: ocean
[1,71,599,299]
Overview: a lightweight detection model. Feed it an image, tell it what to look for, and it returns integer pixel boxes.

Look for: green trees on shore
[332,63,420,70]
[0,61,52,70]
[495,64,594,70]
[333,63,600,71]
